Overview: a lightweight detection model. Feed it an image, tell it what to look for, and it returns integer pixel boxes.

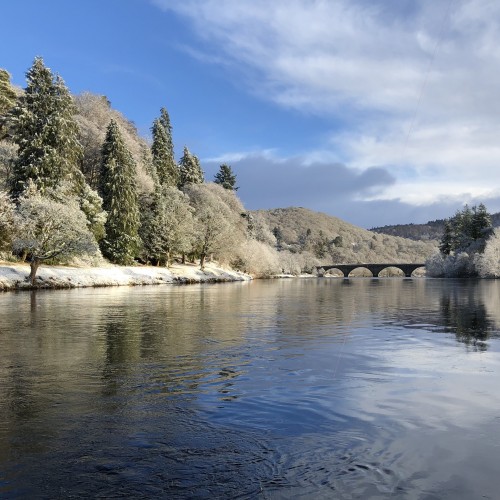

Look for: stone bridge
[316,263,425,278]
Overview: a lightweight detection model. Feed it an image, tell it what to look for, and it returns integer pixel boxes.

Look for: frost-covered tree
[471,203,491,240]
[0,69,17,116]
[0,190,16,251]
[439,220,453,255]
[184,183,244,269]
[476,228,500,278]
[151,116,178,187]
[140,185,195,266]
[13,184,98,284]
[48,181,106,243]
[214,163,238,191]
[9,57,83,198]
[439,203,492,256]
[0,69,18,139]
[0,140,17,190]
[74,92,156,194]
[178,146,204,188]
[99,120,140,264]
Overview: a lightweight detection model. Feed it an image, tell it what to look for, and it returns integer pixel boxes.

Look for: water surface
[1,279,500,499]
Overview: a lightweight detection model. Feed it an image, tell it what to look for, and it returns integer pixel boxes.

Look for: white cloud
[153,0,500,214]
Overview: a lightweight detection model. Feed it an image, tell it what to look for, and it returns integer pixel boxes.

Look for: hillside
[255,207,437,264]
[371,213,500,242]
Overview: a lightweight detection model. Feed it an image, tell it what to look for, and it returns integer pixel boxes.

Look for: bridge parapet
[316,263,425,278]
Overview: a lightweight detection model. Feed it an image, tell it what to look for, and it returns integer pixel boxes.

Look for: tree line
[0,58,245,283]
[426,203,500,277]
[0,57,449,284]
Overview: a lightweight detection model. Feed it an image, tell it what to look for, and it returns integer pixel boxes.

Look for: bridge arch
[316,263,425,278]
[347,266,373,278]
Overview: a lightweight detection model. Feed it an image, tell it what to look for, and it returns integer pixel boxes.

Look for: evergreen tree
[0,69,17,115]
[178,146,204,188]
[159,107,174,159]
[439,203,492,255]
[439,219,453,255]
[471,203,491,239]
[9,57,83,198]
[214,163,238,190]
[99,120,140,264]
[0,69,18,138]
[151,117,178,187]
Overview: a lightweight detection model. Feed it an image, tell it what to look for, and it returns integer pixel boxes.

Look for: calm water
[1,278,500,499]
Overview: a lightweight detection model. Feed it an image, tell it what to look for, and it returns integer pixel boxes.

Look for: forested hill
[371,213,500,242]
[255,207,437,264]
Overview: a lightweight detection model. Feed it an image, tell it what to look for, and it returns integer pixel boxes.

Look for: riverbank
[0,262,252,291]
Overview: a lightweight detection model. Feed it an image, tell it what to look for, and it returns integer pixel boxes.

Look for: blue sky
[2,0,500,228]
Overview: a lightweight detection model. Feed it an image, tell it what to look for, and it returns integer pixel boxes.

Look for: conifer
[9,57,83,198]
[178,146,204,188]
[99,120,140,264]
[0,69,17,113]
[151,117,178,187]
[214,163,238,190]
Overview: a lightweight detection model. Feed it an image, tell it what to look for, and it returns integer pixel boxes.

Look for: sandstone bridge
[315,263,425,278]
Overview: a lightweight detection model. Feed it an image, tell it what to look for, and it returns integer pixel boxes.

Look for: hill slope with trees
[255,207,436,264]
[371,213,500,242]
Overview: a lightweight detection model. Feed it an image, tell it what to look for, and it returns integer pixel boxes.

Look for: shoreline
[0,262,252,291]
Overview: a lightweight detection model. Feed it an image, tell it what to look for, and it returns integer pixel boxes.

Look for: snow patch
[0,262,251,291]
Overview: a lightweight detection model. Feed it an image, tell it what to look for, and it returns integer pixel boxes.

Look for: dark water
[1,279,500,499]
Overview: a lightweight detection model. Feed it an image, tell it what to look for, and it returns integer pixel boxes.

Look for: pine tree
[439,219,453,255]
[471,203,491,239]
[178,146,204,188]
[151,117,178,187]
[214,163,238,190]
[0,69,17,115]
[99,120,140,264]
[9,57,83,198]
[0,69,18,138]
[159,107,174,159]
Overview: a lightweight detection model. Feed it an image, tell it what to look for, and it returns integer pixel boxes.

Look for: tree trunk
[181,253,186,265]
[166,250,170,268]
[200,253,206,270]
[29,258,41,286]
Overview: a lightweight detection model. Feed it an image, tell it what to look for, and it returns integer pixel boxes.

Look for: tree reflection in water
[439,281,496,352]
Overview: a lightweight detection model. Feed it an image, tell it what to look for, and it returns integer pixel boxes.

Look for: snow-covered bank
[0,262,251,291]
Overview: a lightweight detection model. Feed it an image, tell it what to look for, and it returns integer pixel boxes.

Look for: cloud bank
[154,0,500,223]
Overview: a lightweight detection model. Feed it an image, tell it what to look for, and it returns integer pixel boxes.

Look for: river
[1,278,500,499]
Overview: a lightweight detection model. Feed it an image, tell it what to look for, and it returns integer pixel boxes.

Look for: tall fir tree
[151,116,178,187]
[178,146,204,188]
[9,57,83,198]
[439,220,453,255]
[471,203,491,239]
[159,107,174,158]
[0,69,17,114]
[214,163,238,190]
[99,120,140,264]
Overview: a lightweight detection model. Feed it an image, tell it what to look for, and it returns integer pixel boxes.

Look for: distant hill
[255,207,437,264]
[371,213,500,242]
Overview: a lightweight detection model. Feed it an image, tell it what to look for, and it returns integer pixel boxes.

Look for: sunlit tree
[99,120,140,264]
[9,57,83,198]
[178,146,204,188]
[13,183,98,284]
